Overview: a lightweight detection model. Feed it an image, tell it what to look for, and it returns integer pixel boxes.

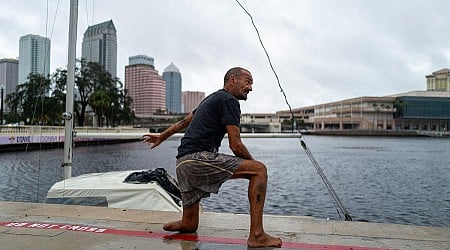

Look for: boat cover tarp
[45,169,182,212]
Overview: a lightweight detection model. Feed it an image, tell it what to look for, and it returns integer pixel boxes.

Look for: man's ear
[230,75,237,85]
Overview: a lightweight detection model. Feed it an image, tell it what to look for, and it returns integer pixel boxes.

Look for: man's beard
[237,90,249,100]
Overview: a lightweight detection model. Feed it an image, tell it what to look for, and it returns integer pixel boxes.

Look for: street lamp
[0,85,4,125]
[132,108,136,128]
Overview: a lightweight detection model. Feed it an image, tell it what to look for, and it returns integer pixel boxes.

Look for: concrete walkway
[0,201,448,249]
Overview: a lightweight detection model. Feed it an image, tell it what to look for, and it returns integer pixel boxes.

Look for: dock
[0,201,448,249]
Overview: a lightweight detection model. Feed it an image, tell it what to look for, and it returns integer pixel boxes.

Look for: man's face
[232,71,253,100]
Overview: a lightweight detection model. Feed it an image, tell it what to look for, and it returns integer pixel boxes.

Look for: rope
[234,0,295,127]
[235,0,352,221]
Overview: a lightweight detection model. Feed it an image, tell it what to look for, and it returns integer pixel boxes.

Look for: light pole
[0,85,4,125]
[132,108,136,128]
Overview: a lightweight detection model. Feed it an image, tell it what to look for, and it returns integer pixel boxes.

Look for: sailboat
[44,0,182,212]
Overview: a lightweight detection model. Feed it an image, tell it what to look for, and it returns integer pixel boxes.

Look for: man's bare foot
[163,220,182,231]
[163,220,197,233]
[247,232,282,248]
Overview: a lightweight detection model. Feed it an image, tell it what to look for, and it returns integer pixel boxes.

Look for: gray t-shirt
[177,89,241,158]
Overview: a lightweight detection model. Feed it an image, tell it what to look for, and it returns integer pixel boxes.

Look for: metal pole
[63,0,78,179]
[299,137,352,221]
[0,87,4,125]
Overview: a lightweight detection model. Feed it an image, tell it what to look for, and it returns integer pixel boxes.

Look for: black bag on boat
[124,168,181,206]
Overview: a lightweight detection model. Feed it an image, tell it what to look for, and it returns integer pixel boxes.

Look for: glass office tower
[81,20,117,78]
[163,63,182,114]
[18,34,50,84]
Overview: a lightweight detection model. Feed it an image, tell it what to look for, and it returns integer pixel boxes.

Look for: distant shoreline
[303,130,420,137]
[0,138,140,153]
[3,129,448,153]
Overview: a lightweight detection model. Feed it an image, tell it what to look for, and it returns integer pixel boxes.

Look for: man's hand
[142,134,162,149]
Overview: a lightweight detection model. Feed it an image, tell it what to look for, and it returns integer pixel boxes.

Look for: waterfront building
[18,34,50,84]
[390,91,450,132]
[125,55,165,116]
[276,91,450,133]
[163,63,182,114]
[426,68,450,92]
[81,20,117,78]
[182,91,205,113]
[240,113,282,133]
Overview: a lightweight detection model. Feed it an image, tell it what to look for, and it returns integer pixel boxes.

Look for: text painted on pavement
[1,222,107,233]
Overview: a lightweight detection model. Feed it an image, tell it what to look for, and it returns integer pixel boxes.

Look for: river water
[0,136,449,228]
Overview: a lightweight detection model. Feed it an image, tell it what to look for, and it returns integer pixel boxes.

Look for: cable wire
[235,0,352,221]
[234,0,295,124]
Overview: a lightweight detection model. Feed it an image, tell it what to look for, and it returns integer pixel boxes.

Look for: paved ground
[0,201,448,249]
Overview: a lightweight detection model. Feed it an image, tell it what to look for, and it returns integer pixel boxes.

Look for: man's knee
[253,161,268,179]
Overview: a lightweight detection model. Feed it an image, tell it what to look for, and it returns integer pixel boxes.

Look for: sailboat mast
[63,0,79,179]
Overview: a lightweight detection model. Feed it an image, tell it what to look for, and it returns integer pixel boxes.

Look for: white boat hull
[45,170,182,212]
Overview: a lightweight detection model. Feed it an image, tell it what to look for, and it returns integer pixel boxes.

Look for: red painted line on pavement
[0,221,392,250]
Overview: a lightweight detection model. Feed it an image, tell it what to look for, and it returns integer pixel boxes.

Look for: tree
[6,63,134,127]
[372,103,379,130]
[384,105,391,130]
[74,61,106,126]
[394,100,408,130]
[380,103,385,130]
[89,90,111,127]
[114,89,133,126]
[5,74,61,125]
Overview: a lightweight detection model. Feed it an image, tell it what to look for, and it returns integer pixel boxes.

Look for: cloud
[1,0,449,113]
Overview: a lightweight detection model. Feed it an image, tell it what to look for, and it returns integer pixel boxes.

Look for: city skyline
[2,1,450,113]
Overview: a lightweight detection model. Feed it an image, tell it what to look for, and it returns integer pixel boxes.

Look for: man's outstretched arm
[143,112,194,149]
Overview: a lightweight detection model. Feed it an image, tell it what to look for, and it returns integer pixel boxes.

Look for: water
[0,136,449,228]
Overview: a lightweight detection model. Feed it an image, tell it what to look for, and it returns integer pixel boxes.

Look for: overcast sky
[1,0,449,113]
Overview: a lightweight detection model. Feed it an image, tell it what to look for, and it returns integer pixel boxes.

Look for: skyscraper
[0,58,19,117]
[163,63,182,114]
[81,20,117,78]
[18,34,50,84]
[182,91,205,113]
[125,55,165,116]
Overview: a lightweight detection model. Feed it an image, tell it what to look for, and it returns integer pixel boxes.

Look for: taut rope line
[235,0,352,221]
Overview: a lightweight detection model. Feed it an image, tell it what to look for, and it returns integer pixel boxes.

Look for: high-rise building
[426,68,450,92]
[125,55,165,116]
[0,58,19,116]
[18,34,50,84]
[81,20,117,78]
[129,55,154,66]
[182,91,205,113]
[163,63,182,114]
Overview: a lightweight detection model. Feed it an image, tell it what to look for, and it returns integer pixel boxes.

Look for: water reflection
[0,136,449,227]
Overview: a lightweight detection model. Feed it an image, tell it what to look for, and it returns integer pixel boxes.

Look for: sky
[1,0,450,113]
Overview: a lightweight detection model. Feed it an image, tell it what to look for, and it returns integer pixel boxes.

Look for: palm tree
[372,103,378,130]
[88,90,111,127]
[385,105,391,130]
[394,100,407,130]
